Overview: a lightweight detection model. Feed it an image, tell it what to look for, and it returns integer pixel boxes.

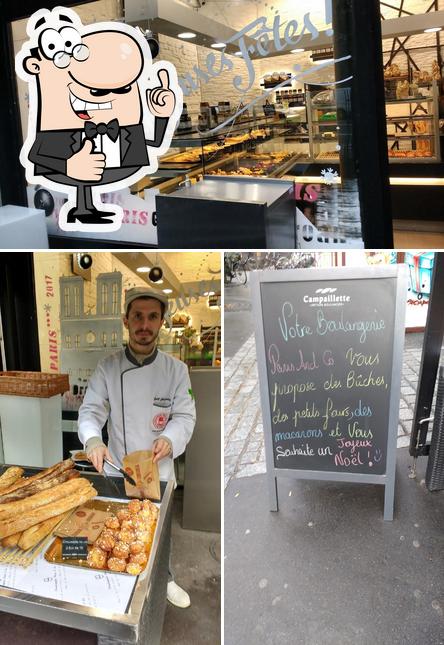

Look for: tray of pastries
[45,498,159,576]
[208,151,294,177]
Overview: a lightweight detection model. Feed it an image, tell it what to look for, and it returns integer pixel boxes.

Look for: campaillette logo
[303,288,351,307]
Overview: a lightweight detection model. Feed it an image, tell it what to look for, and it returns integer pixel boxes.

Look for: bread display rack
[386,80,441,163]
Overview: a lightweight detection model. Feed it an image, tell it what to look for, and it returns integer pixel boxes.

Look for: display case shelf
[386,81,440,163]
[386,96,434,105]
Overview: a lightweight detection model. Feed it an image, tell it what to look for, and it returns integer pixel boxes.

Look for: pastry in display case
[386,80,440,162]
[306,89,340,163]
[305,81,440,164]
[158,118,291,180]
[206,151,296,177]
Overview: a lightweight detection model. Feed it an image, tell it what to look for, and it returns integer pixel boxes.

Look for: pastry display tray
[44,498,157,577]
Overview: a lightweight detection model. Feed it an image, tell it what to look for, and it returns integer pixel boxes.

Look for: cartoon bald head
[23,20,147,129]
[16,7,181,232]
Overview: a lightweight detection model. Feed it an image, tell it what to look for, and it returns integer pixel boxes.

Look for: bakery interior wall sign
[16,7,183,232]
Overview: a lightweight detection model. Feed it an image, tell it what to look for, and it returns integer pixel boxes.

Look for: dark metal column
[410,252,444,457]
[0,252,41,371]
[0,0,92,208]
[332,0,394,248]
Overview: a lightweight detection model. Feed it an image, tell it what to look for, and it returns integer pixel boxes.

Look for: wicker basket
[0,372,69,398]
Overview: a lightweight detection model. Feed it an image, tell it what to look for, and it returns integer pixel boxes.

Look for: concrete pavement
[224,279,444,645]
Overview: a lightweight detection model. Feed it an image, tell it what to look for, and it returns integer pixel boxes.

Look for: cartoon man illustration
[16,7,182,231]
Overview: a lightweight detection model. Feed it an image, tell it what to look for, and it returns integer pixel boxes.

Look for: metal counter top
[0,470,174,644]
[168,176,294,207]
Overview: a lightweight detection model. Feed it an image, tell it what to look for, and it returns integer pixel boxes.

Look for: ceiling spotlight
[211,42,226,49]
[149,266,163,282]
[234,51,243,56]
[163,288,173,294]
[136,266,150,273]
[178,32,197,39]
[291,48,305,53]
[136,26,159,58]
[424,27,442,33]
[72,253,92,280]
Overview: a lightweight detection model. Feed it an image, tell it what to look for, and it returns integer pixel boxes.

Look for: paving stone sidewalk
[224,333,424,489]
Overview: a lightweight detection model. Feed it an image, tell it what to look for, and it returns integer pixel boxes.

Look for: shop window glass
[111,331,117,347]
[102,332,107,347]
[75,334,80,349]
[65,335,71,349]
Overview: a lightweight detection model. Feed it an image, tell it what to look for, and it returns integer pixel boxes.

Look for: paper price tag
[61,537,88,560]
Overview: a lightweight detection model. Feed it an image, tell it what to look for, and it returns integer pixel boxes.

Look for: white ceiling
[160,251,221,283]
[114,251,221,289]
[182,0,444,30]
[180,0,330,31]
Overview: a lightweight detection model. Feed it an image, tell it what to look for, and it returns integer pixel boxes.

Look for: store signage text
[165,278,221,331]
[178,8,350,133]
[44,275,59,371]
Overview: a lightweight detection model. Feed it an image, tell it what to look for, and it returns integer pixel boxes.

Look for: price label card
[61,537,88,560]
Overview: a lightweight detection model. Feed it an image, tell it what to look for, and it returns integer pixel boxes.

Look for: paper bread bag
[122,450,161,501]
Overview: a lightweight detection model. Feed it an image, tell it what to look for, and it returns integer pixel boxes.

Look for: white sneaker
[167,580,191,608]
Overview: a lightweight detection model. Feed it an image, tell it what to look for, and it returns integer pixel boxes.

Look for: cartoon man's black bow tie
[84,119,120,142]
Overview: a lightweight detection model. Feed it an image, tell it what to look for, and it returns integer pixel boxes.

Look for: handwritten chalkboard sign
[252,266,407,520]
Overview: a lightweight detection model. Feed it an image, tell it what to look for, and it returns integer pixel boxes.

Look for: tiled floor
[394,229,444,249]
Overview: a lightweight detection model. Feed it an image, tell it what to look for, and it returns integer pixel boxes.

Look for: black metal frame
[0,1,91,207]
[0,252,41,371]
[410,252,444,457]
[333,0,394,248]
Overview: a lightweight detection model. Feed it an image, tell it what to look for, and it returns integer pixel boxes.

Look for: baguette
[0,469,79,504]
[1,532,22,548]
[0,483,97,538]
[0,477,92,520]
[0,459,74,498]
[18,511,70,551]
[0,467,24,491]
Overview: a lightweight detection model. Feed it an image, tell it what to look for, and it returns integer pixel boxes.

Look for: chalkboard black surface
[260,277,396,475]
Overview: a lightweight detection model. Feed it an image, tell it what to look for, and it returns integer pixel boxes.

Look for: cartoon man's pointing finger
[16,7,182,232]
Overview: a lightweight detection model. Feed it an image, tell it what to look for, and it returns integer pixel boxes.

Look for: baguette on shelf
[0,459,97,550]
[0,466,24,491]
[0,479,97,539]
[0,458,74,500]
[18,512,70,551]
[0,476,86,520]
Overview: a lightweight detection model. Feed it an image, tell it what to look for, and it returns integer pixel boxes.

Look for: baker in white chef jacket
[78,285,196,608]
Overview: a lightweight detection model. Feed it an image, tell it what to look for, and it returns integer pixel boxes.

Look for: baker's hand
[87,444,113,473]
[152,437,172,464]
[66,139,105,182]
[147,69,176,119]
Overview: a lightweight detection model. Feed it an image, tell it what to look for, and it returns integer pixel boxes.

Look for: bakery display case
[386,81,441,163]
[306,89,340,163]
[0,466,174,645]
[303,83,441,165]
[159,118,294,178]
